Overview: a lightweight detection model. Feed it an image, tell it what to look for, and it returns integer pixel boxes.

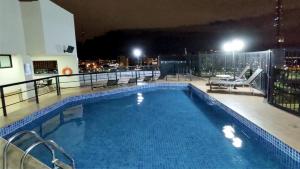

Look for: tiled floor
[190,80,300,153]
[1,78,300,154]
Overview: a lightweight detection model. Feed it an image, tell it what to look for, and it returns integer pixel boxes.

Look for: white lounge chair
[118,77,137,86]
[209,68,263,92]
[210,65,250,83]
[235,65,251,80]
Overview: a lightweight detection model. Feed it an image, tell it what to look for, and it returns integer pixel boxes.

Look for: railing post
[90,74,93,90]
[298,96,300,114]
[0,87,7,116]
[190,68,192,81]
[115,71,118,81]
[55,76,61,96]
[33,81,39,103]
[152,68,154,81]
[177,64,179,81]
[267,67,275,103]
[135,70,138,85]
[83,74,86,86]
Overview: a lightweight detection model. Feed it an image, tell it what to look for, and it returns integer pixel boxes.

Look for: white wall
[20,1,45,55]
[0,55,34,101]
[0,0,78,94]
[39,0,77,56]
[20,0,79,88]
[20,0,77,57]
[0,0,33,98]
[0,55,25,86]
[30,0,79,87]
[0,0,26,54]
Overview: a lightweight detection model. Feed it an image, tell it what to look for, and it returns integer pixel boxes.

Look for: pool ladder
[3,130,75,169]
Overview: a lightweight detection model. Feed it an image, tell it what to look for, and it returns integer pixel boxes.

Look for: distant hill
[78,8,300,59]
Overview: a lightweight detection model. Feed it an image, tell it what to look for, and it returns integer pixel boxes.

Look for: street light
[132,48,143,66]
[223,39,245,52]
[222,39,245,80]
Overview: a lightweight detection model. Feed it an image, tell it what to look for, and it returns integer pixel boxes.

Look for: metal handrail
[48,140,75,169]
[0,67,160,116]
[0,66,159,88]
[3,130,55,169]
[20,140,75,169]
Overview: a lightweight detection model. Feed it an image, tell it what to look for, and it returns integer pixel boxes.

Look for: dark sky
[53,0,300,42]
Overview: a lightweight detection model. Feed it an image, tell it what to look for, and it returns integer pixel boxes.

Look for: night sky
[53,0,299,41]
[52,0,300,59]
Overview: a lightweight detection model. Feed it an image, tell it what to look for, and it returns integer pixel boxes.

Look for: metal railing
[160,61,192,81]
[20,139,75,169]
[3,131,53,169]
[0,66,160,116]
[268,68,300,115]
[191,51,271,94]
[3,130,75,169]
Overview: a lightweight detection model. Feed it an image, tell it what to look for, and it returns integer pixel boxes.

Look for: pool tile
[0,83,299,166]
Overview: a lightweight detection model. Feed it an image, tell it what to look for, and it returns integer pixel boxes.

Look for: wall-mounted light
[64,46,74,53]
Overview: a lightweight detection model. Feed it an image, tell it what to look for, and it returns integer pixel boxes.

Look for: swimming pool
[2,84,300,169]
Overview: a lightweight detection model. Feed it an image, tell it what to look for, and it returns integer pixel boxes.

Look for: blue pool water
[11,88,300,169]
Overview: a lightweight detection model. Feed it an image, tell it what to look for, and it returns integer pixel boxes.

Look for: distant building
[143,57,158,66]
[118,56,129,68]
[274,0,284,47]
[79,60,101,73]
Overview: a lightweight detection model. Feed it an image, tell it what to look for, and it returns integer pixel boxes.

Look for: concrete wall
[20,0,77,57]
[0,0,78,94]
[0,0,33,98]
[20,1,45,55]
[0,55,34,101]
[39,0,77,56]
[0,0,26,54]
[0,55,26,86]
[21,0,79,87]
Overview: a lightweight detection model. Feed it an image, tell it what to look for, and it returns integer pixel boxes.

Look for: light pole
[133,48,142,67]
[222,39,245,80]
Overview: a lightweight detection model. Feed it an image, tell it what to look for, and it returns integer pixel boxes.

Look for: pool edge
[1,82,299,163]
[189,84,300,163]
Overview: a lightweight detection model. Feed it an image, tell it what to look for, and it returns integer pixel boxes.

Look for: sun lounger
[143,76,152,82]
[106,79,118,87]
[128,78,137,84]
[210,65,250,83]
[209,68,263,92]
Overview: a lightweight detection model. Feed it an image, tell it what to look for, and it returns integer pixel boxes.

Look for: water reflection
[137,93,144,105]
[33,104,85,139]
[222,125,243,148]
[232,137,242,148]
